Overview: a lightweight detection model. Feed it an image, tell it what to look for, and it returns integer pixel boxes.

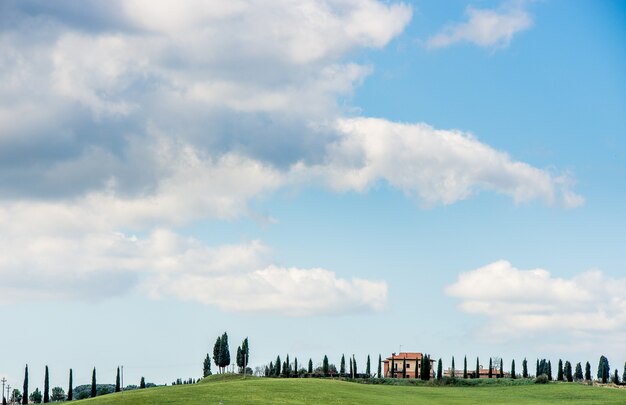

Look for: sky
[1,0,626,393]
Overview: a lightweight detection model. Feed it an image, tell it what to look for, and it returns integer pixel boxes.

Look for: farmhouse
[382,352,435,378]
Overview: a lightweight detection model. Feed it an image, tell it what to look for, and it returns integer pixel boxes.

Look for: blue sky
[1,0,625,392]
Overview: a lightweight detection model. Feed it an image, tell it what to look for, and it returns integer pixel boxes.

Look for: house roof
[384,352,424,361]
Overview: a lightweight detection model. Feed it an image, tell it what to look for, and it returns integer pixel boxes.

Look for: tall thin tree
[451,356,455,378]
[340,355,346,376]
[308,358,313,374]
[557,359,564,381]
[522,358,528,378]
[43,365,49,403]
[322,355,329,376]
[91,368,97,398]
[436,359,442,380]
[585,361,591,381]
[203,353,212,377]
[68,369,73,401]
[488,358,493,378]
[378,354,382,378]
[366,355,371,377]
[475,357,480,379]
[463,356,467,379]
[511,359,516,379]
[401,357,406,379]
[22,365,28,405]
[115,367,121,392]
[499,358,504,378]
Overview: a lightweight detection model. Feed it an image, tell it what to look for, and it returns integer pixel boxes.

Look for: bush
[535,374,549,384]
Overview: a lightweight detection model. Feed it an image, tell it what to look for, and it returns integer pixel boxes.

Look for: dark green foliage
[241,338,249,372]
[499,359,503,378]
[203,353,212,377]
[11,389,22,404]
[140,377,146,389]
[322,355,329,376]
[366,355,371,377]
[275,355,281,377]
[475,357,479,379]
[237,347,243,371]
[91,368,97,398]
[219,332,231,372]
[522,358,528,378]
[283,354,291,377]
[213,336,222,371]
[68,368,73,401]
[349,357,353,378]
[536,359,540,377]
[420,354,431,381]
[597,355,610,383]
[623,362,626,385]
[463,356,467,379]
[488,359,493,378]
[436,359,442,380]
[401,357,405,379]
[613,369,620,384]
[340,355,346,375]
[557,359,564,381]
[22,365,28,405]
[585,361,591,381]
[511,359,516,379]
[564,361,573,382]
[29,388,42,403]
[115,367,121,392]
[390,357,395,378]
[574,362,583,381]
[353,355,357,377]
[451,357,455,378]
[308,358,313,374]
[43,365,49,403]
[548,360,552,381]
[535,374,549,384]
[294,358,298,378]
[50,387,65,402]
[377,354,382,379]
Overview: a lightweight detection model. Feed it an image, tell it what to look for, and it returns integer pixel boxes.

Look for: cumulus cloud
[427,2,532,49]
[445,261,626,340]
[307,118,582,207]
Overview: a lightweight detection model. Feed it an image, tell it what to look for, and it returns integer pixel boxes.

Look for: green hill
[75,375,626,404]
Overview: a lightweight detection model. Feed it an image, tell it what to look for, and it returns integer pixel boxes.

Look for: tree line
[6,365,152,403]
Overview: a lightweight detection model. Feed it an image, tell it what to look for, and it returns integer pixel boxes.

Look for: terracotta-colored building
[382,352,435,379]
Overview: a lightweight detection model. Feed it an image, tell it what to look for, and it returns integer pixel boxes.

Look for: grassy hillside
[77,375,626,404]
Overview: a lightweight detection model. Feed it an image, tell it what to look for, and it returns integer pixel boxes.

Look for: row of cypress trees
[15,364,149,403]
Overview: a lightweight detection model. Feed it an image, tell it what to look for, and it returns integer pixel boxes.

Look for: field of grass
[78,375,626,404]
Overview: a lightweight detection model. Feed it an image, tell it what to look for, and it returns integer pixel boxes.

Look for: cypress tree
[436,359,442,380]
[536,359,540,377]
[68,369,73,401]
[613,369,620,385]
[574,362,583,381]
[236,346,243,372]
[585,361,591,381]
[463,356,467,379]
[349,357,353,378]
[366,355,371,377]
[565,361,573,382]
[488,358,493,378]
[22,365,28,405]
[547,360,553,381]
[43,365,49,403]
[308,358,313,374]
[268,362,273,377]
[275,355,281,377]
[499,359,504,378]
[294,358,298,377]
[203,353,212,377]
[213,336,222,373]
[391,356,395,378]
[219,332,230,373]
[622,362,626,385]
[378,354,382,378]
[91,368,97,398]
[522,358,528,378]
[353,355,357,377]
[476,357,479,379]
[451,356,455,378]
[511,359,516,379]
[340,355,346,376]
[557,359,564,381]
[401,357,406,379]
[242,338,249,375]
[322,355,329,376]
[115,367,121,392]
[597,355,609,383]
[140,377,146,389]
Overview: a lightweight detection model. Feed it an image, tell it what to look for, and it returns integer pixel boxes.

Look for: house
[382,352,435,379]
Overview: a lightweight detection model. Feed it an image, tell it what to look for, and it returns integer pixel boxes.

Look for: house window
[394,364,398,370]
[406,364,410,369]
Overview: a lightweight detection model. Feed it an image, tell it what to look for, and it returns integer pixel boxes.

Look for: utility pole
[1,377,6,404]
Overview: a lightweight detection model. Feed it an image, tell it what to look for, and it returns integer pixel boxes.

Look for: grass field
[78,375,626,404]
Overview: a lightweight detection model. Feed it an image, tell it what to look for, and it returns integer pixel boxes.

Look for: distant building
[382,352,435,379]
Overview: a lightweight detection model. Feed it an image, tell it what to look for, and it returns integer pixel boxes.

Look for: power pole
[1,377,6,403]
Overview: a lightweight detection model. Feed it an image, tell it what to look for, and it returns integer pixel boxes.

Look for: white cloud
[445,261,626,340]
[427,2,532,49]
[307,117,582,207]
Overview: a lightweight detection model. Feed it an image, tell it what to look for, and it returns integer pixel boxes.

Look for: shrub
[535,374,549,384]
